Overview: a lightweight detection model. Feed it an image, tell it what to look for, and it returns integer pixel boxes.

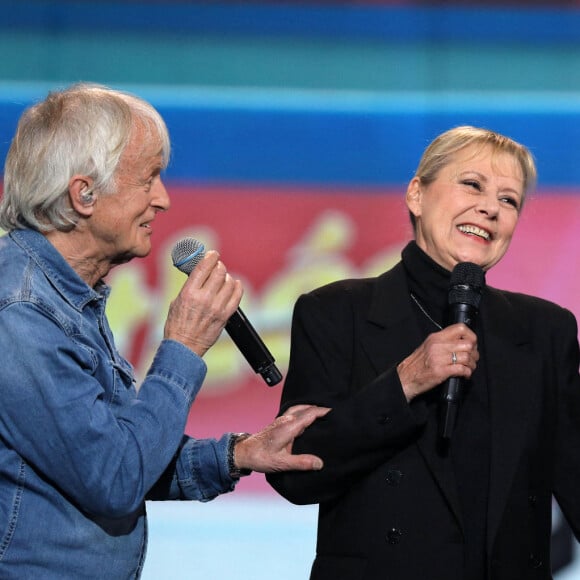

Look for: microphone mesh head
[171,238,206,275]
[448,262,485,307]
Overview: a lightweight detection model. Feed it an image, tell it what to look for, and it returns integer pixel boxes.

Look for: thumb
[287,454,324,472]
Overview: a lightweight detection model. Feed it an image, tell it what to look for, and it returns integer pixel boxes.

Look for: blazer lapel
[483,288,539,550]
[361,263,422,371]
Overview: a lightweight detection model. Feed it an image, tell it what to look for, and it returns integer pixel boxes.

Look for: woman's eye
[463,180,481,191]
[501,196,520,210]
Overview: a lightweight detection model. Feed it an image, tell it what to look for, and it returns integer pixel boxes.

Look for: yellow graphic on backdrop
[106,210,402,392]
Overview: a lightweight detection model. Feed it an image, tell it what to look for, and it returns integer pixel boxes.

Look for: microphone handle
[450,301,477,328]
[439,376,463,439]
[225,309,282,387]
[438,302,478,439]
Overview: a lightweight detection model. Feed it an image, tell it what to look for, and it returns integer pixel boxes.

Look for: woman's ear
[405,177,422,219]
[69,175,96,216]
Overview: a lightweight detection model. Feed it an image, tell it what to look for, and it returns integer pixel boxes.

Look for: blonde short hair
[410,125,537,230]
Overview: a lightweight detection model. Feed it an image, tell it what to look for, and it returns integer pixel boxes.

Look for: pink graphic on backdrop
[101,185,580,494]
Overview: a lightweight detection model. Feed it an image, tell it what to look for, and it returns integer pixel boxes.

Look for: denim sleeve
[0,302,210,519]
[147,433,238,502]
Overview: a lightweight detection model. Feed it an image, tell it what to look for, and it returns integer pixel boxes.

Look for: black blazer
[267,261,580,580]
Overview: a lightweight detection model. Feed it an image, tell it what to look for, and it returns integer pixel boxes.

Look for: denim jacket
[0,229,237,579]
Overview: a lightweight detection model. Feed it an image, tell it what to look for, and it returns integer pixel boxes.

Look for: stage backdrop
[1,1,580,577]
[101,183,580,495]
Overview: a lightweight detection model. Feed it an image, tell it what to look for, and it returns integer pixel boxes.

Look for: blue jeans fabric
[0,229,236,578]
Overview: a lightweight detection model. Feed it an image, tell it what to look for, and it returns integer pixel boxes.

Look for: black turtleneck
[402,241,490,580]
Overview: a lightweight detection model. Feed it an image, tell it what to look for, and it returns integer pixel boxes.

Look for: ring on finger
[451,351,457,365]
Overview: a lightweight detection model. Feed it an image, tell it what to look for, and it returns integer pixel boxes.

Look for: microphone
[171,237,282,387]
[439,262,485,439]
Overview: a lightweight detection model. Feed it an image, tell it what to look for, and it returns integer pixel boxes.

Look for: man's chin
[111,247,151,266]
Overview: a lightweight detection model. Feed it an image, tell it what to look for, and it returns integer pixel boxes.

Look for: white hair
[0,82,171,232]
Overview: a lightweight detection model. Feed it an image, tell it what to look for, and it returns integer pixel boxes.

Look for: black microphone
[171,237,282,387]
[439,262,485,439]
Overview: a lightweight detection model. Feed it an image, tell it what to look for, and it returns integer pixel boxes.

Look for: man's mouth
[457,224,491,241]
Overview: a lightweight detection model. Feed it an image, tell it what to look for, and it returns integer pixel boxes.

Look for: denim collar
[10,228,109,311]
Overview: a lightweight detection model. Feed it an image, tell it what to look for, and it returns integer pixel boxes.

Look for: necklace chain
[410,292,443,330]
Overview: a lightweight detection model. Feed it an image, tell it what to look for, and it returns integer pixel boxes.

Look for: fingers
[275,406,331,443]
[442,323,479,371]
[185,250,220,289]
[448,347,478,370]
[426,323,479,374]
[277,453,324,472]
[164,251,243,356]
[235,405,331,474]
[183,251,242,316]
[397,323,479,401]
[282,404,331,422]
[281,404,320,415]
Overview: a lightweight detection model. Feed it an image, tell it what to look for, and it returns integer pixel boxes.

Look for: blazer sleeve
[550,306,580,539]
[267,284,427,505]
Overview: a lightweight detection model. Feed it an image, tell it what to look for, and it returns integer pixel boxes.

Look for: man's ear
[69,175,96,216]
[405,176,423,219]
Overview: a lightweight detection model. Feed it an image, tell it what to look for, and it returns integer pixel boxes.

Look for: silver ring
[451,351,457,365]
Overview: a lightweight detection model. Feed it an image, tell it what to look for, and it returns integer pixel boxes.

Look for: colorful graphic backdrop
[103,185,580,494]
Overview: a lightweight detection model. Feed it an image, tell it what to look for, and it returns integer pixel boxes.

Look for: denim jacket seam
[146,371,196,407]
[1,298,101,373]
[0,460,26,561]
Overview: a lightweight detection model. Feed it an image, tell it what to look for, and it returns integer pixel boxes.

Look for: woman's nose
[476,192,499,218]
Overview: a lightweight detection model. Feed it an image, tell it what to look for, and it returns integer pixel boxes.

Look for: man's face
[88,121,170,266]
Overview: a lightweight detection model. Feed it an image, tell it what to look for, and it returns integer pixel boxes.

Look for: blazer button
[379,415,392,425]
[528,495,537,507]
[529,554,543,569]
[385,469,403,486]
[387,528,403,545]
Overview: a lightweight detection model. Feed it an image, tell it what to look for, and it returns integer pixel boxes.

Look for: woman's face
[406,144,524,272]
